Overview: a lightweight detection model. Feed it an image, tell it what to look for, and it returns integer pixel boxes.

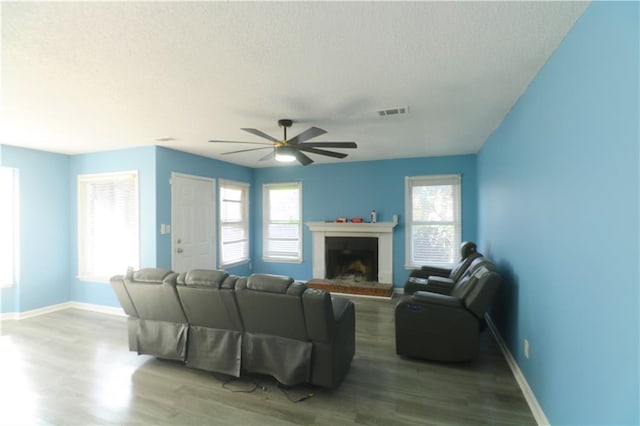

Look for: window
[405,174,461,268]
[263,182,302,263]
[219,179,249,266]
[77,171,139,281]
[0,167,18,288]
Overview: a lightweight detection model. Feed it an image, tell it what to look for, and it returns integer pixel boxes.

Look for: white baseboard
[1,301,125,320]
[485,314,550,426]
[67,302,125,317]
[393,287,405,295]
[1,301,73,320]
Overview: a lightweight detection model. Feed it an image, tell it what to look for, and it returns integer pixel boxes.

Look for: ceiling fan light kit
[209,119,357,166]
[275,145,296,162]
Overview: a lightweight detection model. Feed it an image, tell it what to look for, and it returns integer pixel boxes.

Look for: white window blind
[77,171,139,282]
[263,182,302,263]
[219,179,249,266]
[0,167,18,288]
[405,174,461,268]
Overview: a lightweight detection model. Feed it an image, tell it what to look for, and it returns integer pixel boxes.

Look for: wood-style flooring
[0,296,536,425]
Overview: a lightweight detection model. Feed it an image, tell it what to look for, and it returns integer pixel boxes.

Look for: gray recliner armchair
[395,256,501,362]
[404,241,481,295]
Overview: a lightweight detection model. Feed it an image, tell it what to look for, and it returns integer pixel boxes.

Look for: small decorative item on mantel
[336,217,347,223]
[351,217,363,223]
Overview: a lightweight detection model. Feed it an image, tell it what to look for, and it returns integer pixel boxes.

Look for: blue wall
[252,155,477,286]
[155,147,253,277]
[0,145,70,313]
[0,144,254,312]
[477,3,639,425]
[1,144,474,312]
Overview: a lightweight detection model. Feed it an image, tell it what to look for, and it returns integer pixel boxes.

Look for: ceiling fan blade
[208,139,274,145]
[241,128,279,142]
[287,127,327,145]
[259,150,275,162]
[297,141,357,149]
[296,146,348,159]
[294,150,314,166]
[222,147,272,155]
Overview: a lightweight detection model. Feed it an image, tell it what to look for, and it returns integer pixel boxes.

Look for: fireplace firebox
[325,237,378,282]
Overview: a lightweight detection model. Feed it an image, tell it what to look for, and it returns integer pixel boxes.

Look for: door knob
[177,248,183,253]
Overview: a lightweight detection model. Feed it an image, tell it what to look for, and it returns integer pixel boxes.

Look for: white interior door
[171,173,216,273]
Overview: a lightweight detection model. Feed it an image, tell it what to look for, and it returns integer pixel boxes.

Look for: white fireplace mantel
[305,220,398,284]
[305,221,397,234]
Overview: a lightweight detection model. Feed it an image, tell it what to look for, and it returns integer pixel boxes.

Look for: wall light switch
[160,224,171,235]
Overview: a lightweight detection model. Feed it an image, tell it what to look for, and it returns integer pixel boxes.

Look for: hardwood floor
[0,296,536,425]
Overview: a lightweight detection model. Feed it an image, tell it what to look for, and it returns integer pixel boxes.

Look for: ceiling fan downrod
[278,119,293,142]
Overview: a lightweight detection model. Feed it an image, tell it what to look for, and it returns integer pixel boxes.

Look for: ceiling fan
[208,119,357,166]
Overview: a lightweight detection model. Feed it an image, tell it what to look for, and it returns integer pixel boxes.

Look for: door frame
[171,172,216,271]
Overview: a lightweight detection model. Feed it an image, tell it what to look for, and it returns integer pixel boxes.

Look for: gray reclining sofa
[110,268,356,388]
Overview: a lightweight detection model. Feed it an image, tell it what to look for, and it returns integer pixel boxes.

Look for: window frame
[77,170,140,283]
[405,174,462,269]
[219,179,250,267]
[0,167,18,288]
[262,181,303,263]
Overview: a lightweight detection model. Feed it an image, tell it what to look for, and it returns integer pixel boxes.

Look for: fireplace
[325,237,378,282]
[306,220,398,284]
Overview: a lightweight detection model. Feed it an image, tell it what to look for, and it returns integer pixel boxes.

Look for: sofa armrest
[110,274,139,317]
[404,266,453,295]
[425,276,456,295]
[419,266,452,278]
[410,291,464,309]
[331,297,352,322]
[303,288,335,343]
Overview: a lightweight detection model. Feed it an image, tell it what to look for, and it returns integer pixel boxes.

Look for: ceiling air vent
[377,106,409,117]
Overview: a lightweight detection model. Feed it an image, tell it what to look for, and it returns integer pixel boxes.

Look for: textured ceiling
[1,1,588,167]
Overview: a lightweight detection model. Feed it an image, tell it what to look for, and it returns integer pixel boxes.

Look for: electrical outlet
[524,339,530,359]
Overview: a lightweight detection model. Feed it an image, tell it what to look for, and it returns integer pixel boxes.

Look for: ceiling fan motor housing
[278,119,293,128]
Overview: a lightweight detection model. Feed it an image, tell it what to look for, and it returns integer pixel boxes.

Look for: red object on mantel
[350,217,364,223]
[336,218,347,223]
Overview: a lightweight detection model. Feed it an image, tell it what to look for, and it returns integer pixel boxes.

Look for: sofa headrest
[177,269,229,287]
[129,268,175,283]
[246,274,299,294]
[460,241,478,259]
